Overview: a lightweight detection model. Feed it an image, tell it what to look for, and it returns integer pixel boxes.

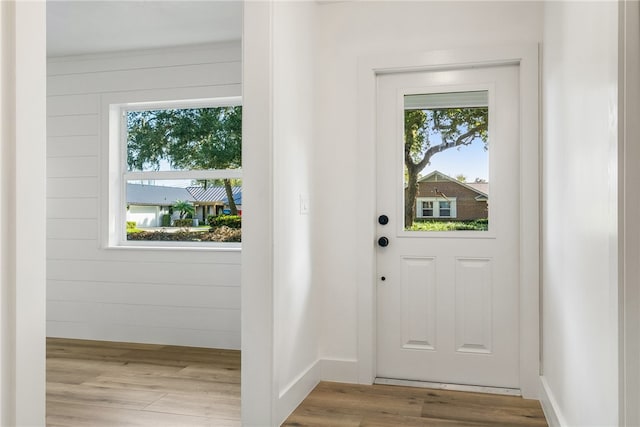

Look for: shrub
[126,221,137,230]
[126,227,241,242]
[208,214,241,229]
[408,219,488,232]
[173,218,193,227]
[161,214,171,227]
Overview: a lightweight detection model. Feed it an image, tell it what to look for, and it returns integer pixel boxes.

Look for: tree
[127,106,242,214]
[455,174,467,183]
[173,200,195,219]
[404,108,488,228]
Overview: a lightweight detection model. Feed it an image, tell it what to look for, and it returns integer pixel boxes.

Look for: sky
[420,138,488,182]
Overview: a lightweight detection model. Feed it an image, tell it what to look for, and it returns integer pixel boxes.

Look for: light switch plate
[299,193,309,215]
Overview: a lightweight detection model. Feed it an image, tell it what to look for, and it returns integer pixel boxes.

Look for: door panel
[454,257,492,354]
[400,256,437,350]
[376,65,520,388]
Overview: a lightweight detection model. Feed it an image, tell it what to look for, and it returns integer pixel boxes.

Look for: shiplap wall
[46,41,242,349]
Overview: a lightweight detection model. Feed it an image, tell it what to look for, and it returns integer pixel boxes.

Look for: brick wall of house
[416,180,488,221]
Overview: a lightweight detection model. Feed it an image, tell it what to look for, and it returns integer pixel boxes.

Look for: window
[439,201,451,217]
[108,97,242,248]
[421,201,434,217]
[416,197,457,219]
[403,90,488,232]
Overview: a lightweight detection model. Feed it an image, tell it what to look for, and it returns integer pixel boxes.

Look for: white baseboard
[539,376,566,427]
[276,359,321,425]
[320,358,359,383]
[275,358,360,425]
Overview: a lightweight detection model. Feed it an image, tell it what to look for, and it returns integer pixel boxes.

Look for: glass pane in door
[403,91,489,232]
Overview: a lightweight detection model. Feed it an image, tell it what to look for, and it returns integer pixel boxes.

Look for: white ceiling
[47,1,243,57]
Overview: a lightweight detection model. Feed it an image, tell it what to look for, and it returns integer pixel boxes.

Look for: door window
[404,91,489,232]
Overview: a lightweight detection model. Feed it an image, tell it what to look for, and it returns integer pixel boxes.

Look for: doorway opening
[45,2,243,424]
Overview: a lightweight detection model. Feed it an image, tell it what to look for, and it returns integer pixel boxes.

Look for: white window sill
[105,243,241,252]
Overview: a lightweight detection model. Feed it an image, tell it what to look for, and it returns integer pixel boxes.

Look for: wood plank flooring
[47,339,547,426]
[283,381,548,427]
[46,338,241,427]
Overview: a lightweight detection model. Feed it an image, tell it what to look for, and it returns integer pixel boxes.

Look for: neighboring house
[186,185,243,220]
[414,171,488,221]
[126,183,195,227]
[126,183,242,227]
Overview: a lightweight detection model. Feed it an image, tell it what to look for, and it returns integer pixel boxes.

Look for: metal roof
[186,186,242,205]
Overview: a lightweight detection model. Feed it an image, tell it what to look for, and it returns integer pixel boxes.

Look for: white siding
[46,41,242,349]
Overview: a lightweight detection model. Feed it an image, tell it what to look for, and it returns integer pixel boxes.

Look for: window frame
[420,200,434,217]
[106,95,242,250]
[416,197,457,219]
[438,200,452,217]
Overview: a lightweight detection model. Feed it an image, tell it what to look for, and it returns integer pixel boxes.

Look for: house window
[416,197,457,219]
[439,201,451,217]
[108,97,242,248]
[421,201,434,217]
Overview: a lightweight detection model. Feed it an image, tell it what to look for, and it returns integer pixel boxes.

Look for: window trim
[416,197,457,219]
[105,95,242,250]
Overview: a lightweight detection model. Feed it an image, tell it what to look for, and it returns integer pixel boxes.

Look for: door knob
[378,215,389,225]
[378,237,389,247]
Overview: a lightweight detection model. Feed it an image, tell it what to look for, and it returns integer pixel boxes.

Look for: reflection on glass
[403,91,489,232]
[125,179,242,242]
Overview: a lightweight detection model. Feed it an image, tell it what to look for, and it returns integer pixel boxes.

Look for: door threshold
[374,377,521,397]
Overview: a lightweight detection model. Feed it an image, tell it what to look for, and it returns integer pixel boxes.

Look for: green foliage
[127,228,241,242]
[173,218,193,227]
[408,219,489,232]
[127,107,242,216]
[172,200,195,219]
[126,221,142,233]
[161,214,171,227]
[127,106,242,172]
[404,108,488,164]
[208,214,241,229]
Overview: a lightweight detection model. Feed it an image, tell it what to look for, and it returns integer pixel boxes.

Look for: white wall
[541,2,619,426]
[0,1,47,425]
[242,1,320,424]
[313,0,543,380]
[47,41,242,349]
[272,1,320,423]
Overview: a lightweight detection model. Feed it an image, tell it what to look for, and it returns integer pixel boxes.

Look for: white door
[376,65,521,389]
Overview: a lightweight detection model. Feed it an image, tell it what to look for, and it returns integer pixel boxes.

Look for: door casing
[355,44,540,398]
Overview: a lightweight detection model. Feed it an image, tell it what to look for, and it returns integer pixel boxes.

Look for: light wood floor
[46,338,241,426]
[283,382,548,427]
[47,338,547,427]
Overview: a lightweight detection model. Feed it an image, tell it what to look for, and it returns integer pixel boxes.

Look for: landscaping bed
[127,225,241,242]
[407,219,488,231]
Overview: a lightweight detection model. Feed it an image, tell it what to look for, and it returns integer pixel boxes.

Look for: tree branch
[414,123,487,171]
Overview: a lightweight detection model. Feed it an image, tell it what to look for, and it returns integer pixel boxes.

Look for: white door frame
[356,44,540,399]
[620,1,640,424]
